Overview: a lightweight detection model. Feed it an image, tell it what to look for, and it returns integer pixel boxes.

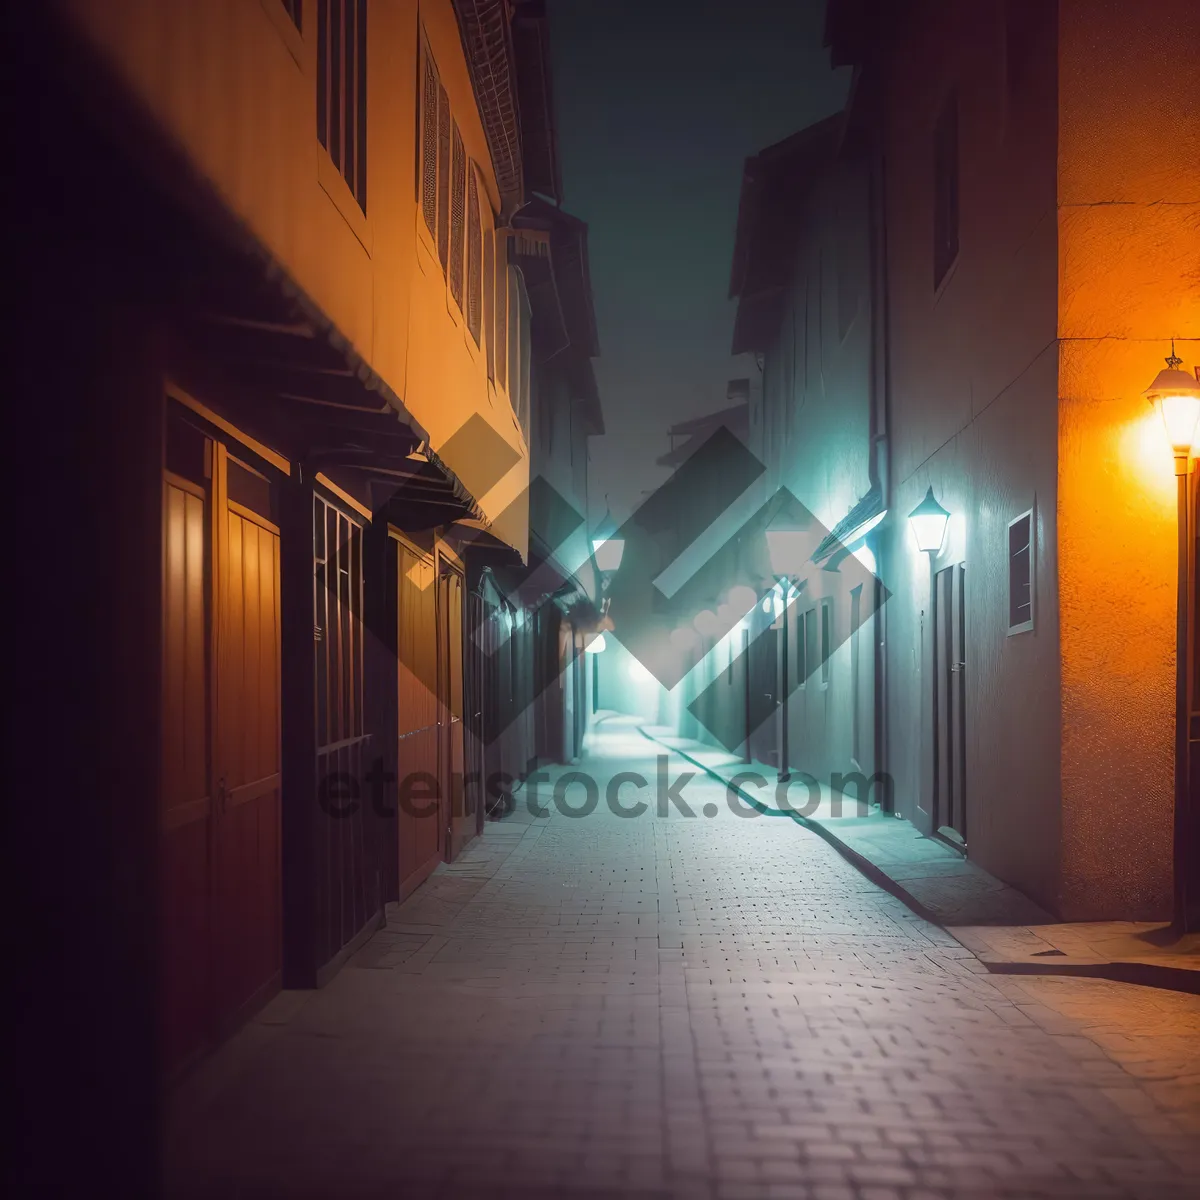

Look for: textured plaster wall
[877,0,1062,911]
[1055,0,1200,919]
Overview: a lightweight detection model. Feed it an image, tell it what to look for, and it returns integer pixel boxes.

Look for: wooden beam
[314,472,373,521]
[166,380,292,475]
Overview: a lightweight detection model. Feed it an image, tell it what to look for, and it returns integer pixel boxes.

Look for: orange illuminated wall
[1055,0,1199,917]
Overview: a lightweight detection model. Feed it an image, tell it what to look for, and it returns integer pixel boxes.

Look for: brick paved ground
[165,718,1200,1199]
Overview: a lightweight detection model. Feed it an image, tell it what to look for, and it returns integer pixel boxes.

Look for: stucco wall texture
[1055,0,1199,918]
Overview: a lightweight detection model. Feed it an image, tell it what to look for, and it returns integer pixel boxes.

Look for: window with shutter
[436,84,450,270]
[419,47,439,240]
[467,168,482,345]
[483,227,495,381]
[1007,509,1035,633]
[495,234,508,390]
[316,0,367,212]
[449,122,466,310]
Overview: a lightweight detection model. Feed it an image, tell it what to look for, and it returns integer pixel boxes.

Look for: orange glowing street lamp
[1144,345,1200,933]
[1144,345,1200,471]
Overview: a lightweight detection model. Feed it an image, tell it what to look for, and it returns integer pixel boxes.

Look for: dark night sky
[547,0,850,527]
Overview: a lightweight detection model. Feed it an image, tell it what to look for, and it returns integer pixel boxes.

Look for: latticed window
[449,122,466,310]
[495,232,508,390]
[312,494,365,751]
[437,83,451,270]
[316,0,367,212]
[467,168,482,345]
[483,228,495,381]
[419,46,439,240]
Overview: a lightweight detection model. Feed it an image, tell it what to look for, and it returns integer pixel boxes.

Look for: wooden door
[160,408,282,1072]
[933,563,967,845]
[211,449,282,1031]
[161,433,212,1070]
[394,536,442,897]
[441,562,470,859]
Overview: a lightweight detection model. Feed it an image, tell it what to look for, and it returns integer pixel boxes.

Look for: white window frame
[1007,505,1036,636]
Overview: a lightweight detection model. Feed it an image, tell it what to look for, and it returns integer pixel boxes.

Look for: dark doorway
[933,562,967,846]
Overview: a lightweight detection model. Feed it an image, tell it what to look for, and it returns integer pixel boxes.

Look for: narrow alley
[10,4,1200,1196]
[165,718,1199,1200]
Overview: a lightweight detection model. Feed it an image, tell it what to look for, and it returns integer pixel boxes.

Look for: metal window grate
[313,494,365,751]
[467,167,482,345]
[420,47,439,240]
[449,122,466,310]
[317,0,367,212]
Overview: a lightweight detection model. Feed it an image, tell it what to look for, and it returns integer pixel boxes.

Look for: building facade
[724,0,1198,924]
[10,0,601,1189]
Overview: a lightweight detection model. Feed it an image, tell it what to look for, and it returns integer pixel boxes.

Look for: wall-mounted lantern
[908,486,951,555]
[591,502,625,574]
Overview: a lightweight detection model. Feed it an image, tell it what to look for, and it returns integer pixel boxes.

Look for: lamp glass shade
[1145,364,1200,455]
[584,633,607,654]
[908,486,951,554]
[765,528,807,576]
[593,536,625,572]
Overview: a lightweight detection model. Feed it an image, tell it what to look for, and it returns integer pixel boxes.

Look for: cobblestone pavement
[165,719,1200,1199]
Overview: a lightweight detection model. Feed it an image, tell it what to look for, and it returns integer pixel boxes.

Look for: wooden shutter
[316,0,367,212]
[467,167,482,345]
[419,46,439,239]
[495,232,508,390]
[449,121,466,309]
[436,84,451,270]
[483,225,495,381]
